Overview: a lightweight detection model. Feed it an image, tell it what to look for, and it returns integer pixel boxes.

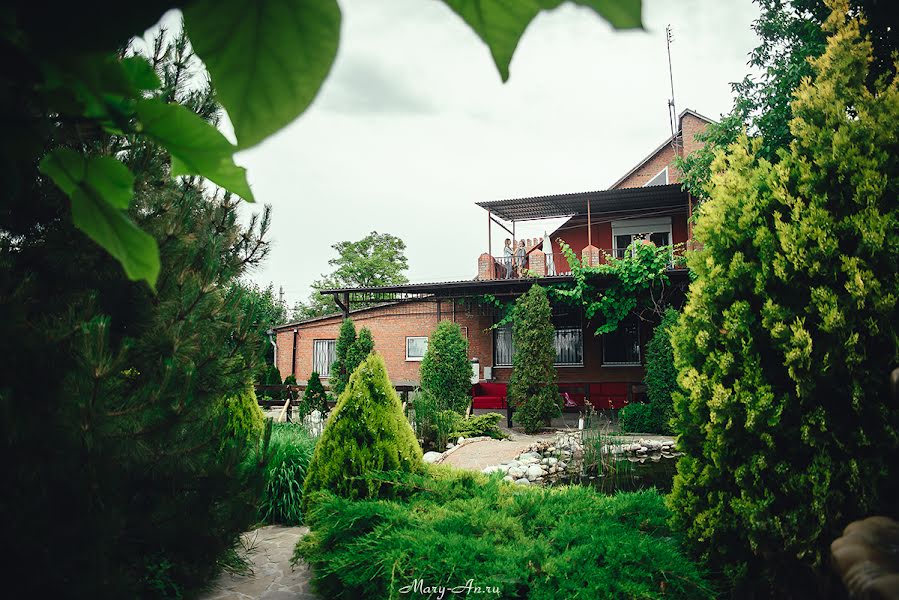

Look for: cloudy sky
[221,0,760,309]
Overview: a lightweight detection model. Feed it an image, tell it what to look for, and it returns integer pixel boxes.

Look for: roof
[609,108,715,190]
[475,184,688,222]
[318,275,576,296]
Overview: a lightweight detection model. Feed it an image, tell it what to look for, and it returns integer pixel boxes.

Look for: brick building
[273,109,711,409]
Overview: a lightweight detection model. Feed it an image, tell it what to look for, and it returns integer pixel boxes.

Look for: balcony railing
[478,247,685,280]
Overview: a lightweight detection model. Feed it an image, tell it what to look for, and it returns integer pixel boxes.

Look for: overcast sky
[197,0,761,309]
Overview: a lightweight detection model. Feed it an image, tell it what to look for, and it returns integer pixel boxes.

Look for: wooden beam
[587,196,592,248]
[488,209,492,255]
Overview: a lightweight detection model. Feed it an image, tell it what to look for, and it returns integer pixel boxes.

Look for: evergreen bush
[345,326,375,379]
[222,385,267,445]
[508,285,561,433]
[440,411,506,440]
[300,372,330,420]
[668,8,899,595]
[296,466,714,599]
[303,353,422,509]
[419,320,472,413]
[618,402,656,434]
[330,318,356,397]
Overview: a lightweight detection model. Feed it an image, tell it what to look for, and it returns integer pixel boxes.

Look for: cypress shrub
[222,385,267,445]
[345,326,374,378]
[303,352,423,509]
[330,318,356,397]
[300,371,330,419]
[508,285,561,433]
[668,9,899,595]
[618,402,656,434]
[419,320,472,414]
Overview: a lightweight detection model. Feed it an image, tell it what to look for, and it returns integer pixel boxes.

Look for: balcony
[477,246,686,280]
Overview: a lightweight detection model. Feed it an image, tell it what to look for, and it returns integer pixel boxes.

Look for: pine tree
[420,320,472,414]
[668,6,899,595]
[345,327,375,379]
[303,353,422,509]
[330,318,357,396]
[508,285,561,433]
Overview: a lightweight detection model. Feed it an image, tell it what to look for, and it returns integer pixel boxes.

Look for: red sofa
[588,382,629,409]
[471,382,507,409]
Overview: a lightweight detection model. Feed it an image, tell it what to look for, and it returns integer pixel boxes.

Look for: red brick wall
[550,211,689,254]
[276,298,648,389]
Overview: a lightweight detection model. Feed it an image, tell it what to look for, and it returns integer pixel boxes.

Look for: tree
[330,319,357,397]
[420,321,473,414]
[676,0,897,198]
[232,281,287,377]
[0,31,272,598]
[291,232,410,320]
[345,327,376,380]
[508,285,561,433]
[303,353,422,509]
[668,7,899,596]
[301,372,330,419]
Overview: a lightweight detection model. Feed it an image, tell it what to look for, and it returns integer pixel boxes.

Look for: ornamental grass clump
[303,352,422,509]
[259,423,317,525]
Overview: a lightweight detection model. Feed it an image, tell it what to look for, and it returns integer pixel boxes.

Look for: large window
[313,339,336,378]
[602,317,641,366]
[494,304,583,367]
[612,217,672,259]
[406,336,428,361]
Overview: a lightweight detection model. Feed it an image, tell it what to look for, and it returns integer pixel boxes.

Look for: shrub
[222,385,266,445]
[440,410,506,441]
[508,285,561,433]
[259,423,317,525]
[300,372,329,419]
[668,9,899,596]
[303,353,423,509]
[643,307,678,433]
[419,320,472,413]
[329,318,356,397]
[618,402,656,434]
[295,466,714,599]
[344,326,374,379]
[408,390,458,451]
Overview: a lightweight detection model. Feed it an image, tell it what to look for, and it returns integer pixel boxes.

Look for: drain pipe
[266,328,278,369]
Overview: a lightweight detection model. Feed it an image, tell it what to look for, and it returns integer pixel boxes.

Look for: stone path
[440,439,535,471]
[200,525,316,600]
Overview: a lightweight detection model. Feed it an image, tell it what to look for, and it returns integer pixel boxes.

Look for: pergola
[475,183,690,253]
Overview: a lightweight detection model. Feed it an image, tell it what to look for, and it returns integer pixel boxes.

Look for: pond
[558,455,679,494]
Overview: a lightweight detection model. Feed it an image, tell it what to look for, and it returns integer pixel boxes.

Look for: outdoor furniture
[471,382,508,409]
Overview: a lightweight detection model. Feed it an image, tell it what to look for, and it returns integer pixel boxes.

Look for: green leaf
[39,149,160,286]
[135,98,254,201]
[121,56,162,91]
[441,0,642,82]
[183,0,341,149]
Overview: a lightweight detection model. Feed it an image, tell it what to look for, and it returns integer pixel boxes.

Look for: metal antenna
[666,25,678,140]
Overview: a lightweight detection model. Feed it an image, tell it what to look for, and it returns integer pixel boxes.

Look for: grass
[295,465,714,599]
[258,422,317,525]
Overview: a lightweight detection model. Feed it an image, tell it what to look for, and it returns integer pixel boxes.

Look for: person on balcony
[502,238,514,279]
[515,240,526,276]
[543,231,555,276]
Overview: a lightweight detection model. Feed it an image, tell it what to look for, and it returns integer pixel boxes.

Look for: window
[602,317,641,366]
[493,305,584,367]
[406,336,428,361]
[644,166,668,187]
[611,217,673,259]
[313,339,336,378]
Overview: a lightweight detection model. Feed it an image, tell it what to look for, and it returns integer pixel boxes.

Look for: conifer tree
[330,318,357,396]
[508,285,561,433]
[420,320,472,414]
[668,6,899,595]
[303,353,422,509]
[301,372,330,419]
[345,327,375,379]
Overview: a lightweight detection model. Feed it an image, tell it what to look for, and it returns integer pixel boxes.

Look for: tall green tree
[345,327,376,380]
[508,285,561,433]
[0,31,272,598]
[420,321,472,414]
[676,0,897,198]
[232,281,287,375]
[668,7,899,595]
[291,232,410,320]
[330,318,357,397]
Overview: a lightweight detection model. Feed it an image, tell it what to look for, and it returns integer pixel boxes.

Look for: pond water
[559,456,679,494]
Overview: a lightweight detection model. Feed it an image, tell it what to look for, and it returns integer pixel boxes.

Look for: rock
[548,446,556,453]
[423,451,443,464]
[546,457,558,466]
[508,466,525,479]
[503,475,514,482]
[526,464,544,481]
[482,465,501,474]
[458,436,465,444]
[519,452,541,461]
[514,478,530,485]
[446,443,455,449]
[558,461,567,470]
[520,456,539,465]
[507,459,521,468]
